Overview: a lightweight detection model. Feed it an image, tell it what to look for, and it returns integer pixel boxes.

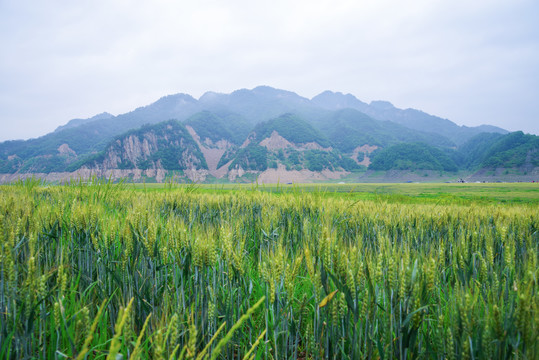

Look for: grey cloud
[0,0,537,141]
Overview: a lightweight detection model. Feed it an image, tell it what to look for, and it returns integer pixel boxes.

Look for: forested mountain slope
[1,86,528,183]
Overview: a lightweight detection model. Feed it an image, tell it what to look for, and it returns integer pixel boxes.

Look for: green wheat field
[1,179,537,359]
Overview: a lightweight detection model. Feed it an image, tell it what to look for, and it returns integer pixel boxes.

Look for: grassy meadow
[162,182,539,204]
[0,179,537,359]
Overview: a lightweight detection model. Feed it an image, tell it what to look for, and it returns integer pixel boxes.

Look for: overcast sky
[1,0,538,141]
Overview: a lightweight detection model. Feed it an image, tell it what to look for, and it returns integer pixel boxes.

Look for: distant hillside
[184,111,250,146]
[450,131,539,172]
[314,108,455,153]
[0,86,525,183]
[1,86,505,163]
[182,111,248,178]
[83,120,207,172]
[311,90,370,112]
[369,142,458,172]
[54,112,114,132]
[479,131,539,169]
[251,113,332,147]
[367,131,538,176]
[0,123,109,173]
[452,132,506,170]
[199,86,323,126]
[226,114,359,173]
[312,91,508,145]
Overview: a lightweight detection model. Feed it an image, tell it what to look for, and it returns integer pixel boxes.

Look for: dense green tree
[369,143,458,171]
[253,114,332,147]
[229,145,268,171]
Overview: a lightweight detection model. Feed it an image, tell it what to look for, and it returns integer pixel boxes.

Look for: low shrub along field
[0,179,537,359]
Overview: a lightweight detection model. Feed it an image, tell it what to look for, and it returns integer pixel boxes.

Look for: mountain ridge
[1,86,535,183]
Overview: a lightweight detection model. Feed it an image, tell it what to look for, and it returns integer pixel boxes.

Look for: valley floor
[2,166,539,185]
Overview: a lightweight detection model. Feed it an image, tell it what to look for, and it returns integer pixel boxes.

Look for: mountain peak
[153,93,197,106]
[252,85,278,92]
[93,112,114,119]
[54,112,114,132]
[199,91,225,101]
[311,90,368,111]
[0,86,516,181]
[369,100,395,110]
[227,86,306,101]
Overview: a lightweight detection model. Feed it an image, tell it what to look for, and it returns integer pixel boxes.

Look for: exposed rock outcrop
[186,125,233,178]
[57,144,76,156]
[88,120,207,172]
[259,131,295,150]
[352,144,378,167]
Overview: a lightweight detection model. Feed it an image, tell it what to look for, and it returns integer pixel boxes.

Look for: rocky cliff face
[101,134,158,169]
[186,125,234,178]
[87,120,207,174]
[257,130,333,151]
[1,86,513,179]
[222,123,360,176]
[352,144,378,167]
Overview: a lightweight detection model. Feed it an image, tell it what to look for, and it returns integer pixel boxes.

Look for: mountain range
[1,86,537,183]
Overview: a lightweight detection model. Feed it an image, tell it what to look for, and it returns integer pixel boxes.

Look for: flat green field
[135,182,539,204]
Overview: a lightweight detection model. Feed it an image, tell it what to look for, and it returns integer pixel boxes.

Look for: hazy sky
[1,0,538,141]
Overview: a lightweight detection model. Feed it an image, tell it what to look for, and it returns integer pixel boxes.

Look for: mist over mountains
[1,86,537,183]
